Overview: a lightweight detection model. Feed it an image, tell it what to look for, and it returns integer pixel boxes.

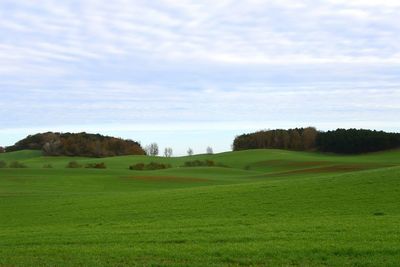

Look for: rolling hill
[0,149,400,266]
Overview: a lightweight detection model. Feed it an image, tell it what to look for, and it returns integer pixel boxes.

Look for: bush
[85,162,107,169]
[0,160,7,168]
[129,163,145,170]
[66,161,82,168]
[9,161,27,168]
[146,162,171,170]
[129,162,171,171]
[43,164,53,168]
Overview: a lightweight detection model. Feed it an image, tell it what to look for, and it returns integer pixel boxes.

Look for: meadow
[1,149,400,266]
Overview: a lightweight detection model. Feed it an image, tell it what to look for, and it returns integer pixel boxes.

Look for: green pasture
[0,149,400,266]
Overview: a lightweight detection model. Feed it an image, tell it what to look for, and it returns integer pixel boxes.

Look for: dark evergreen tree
[233,127,400,154]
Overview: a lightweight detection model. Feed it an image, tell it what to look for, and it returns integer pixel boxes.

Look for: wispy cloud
[2,0,400,68]
[0,0,399,151]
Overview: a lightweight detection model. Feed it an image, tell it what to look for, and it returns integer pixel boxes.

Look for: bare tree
[164,147,173,157]
[187,148,193,156]
[206,146,213,154]
[0,146,4,153]
[145,143,159,156]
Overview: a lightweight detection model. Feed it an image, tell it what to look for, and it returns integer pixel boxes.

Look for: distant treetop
[6,132,145,157]
[233,127,400,154]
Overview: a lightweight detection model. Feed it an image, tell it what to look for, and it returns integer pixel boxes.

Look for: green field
[1,149,400,266]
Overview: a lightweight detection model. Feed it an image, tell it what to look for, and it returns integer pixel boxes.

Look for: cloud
[1,0,400,69]
[0,0,399,149]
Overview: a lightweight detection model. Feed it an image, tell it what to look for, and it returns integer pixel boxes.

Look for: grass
[0,149,400,266]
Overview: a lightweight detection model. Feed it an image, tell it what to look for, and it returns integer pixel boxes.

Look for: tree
[302,127,318,150]
[206,146,213,154]
[164,147,173,157]
[0,146,4,153]
[42,140,61,155]
[5,132,145,157]
[187,148,193,156]
[233,127,400,154]
[146,143,159,156]
[316,128,400,154]
[289,130,302,150]
[281,131,290,149]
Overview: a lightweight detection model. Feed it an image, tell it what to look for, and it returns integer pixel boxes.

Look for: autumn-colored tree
[281,131,290,149]
[233,127,317,151]
[302,127,318,150]
[6,132,145,157]
[289,129,302,150]
[233,127,400,154]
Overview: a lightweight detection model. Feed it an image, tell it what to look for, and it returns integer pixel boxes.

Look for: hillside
[1,149,400,266]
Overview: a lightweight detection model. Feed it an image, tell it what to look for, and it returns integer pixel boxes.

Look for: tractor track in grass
[125,175,210,183]
[261,163,398,177]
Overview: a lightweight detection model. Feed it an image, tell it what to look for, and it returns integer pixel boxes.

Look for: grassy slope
[0,149,400,266]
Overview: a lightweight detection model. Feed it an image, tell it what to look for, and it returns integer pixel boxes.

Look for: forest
[5,132,145,157]
[233,127,318,151]
[233,128,400,154]
[316,128,400,154]
[4,128,400,157]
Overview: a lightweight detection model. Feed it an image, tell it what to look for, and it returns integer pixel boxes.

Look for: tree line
[144,143,213,157]
[5,132,145,157]
[233,127,318,151]
[3,134,216,158]
[316,128,400,154]
[233,128,400,154]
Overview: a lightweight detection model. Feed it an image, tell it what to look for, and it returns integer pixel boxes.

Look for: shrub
[85,162,107,169]
[0,160,7,168]
[129,163,145,170]
[43,164,53,168]
[129,162,171,171]
[66,161,82,168]
[9,161,27,168]
[146,162,171,170]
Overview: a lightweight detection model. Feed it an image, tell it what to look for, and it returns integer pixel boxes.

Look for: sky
[0,0,399,155]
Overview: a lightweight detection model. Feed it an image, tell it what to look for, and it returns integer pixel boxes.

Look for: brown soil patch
[127,175,209,183]
[284,161,332,167]
[264,163,394,177]
[254,160,331,167]
[282,165,367,174]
